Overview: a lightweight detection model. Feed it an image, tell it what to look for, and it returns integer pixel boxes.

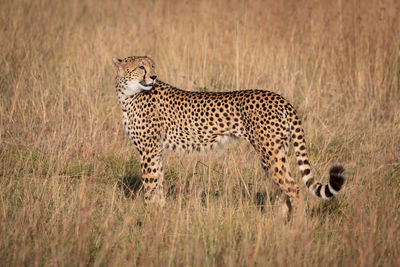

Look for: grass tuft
[1,0,399,265]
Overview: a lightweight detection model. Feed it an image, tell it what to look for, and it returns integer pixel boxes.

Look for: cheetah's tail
[291,119,345,199]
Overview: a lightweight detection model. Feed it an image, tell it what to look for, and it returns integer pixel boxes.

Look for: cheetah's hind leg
[260,148,300,219]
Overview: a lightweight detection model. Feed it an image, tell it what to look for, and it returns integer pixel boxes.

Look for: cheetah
[112,56,345,215]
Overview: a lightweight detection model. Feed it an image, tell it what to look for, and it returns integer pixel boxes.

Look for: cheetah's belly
[161,129,237,154]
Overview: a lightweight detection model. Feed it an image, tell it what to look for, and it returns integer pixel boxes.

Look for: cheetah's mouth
[139,80,155,90]
[125,80,154,95]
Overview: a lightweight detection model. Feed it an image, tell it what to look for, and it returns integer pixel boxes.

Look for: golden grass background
[1,0,399,265]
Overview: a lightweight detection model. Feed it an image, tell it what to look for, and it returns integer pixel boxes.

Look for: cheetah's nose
[150,75,157,80]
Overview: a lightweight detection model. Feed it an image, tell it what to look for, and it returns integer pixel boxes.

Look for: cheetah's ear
[112,58,125,76]
[113,58,123,67]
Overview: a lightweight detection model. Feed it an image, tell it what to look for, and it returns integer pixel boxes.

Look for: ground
[0,0,399,266]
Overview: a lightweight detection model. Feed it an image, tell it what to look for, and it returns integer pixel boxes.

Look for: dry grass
[1,0,400,266]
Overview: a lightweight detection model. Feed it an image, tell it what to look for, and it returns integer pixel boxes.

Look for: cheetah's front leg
[139,149,165,206]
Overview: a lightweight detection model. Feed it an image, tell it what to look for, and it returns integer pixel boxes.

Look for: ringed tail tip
[328,163,345,196]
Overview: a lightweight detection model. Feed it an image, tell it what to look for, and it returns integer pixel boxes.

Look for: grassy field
[1,0,400,265]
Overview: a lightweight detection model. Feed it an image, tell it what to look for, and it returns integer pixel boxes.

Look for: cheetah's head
[113,56,157,95]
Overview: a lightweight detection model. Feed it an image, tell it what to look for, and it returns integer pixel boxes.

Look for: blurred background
[1,0,399,265]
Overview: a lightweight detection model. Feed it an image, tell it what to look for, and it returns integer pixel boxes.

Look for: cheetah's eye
[139,66,145,70]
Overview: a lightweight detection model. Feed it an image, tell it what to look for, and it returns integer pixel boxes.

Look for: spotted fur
[113,56,345,213]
